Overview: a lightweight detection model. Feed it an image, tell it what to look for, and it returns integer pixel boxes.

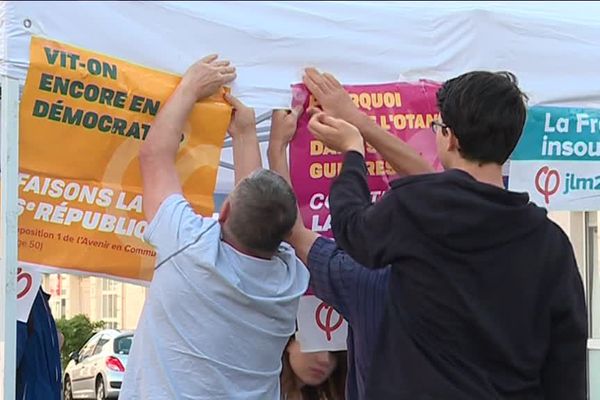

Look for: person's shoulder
[528,214,580,277]
[187,218,221,251]
[165,218,221,263]
[543,217,575,249]
[505,200,571,251]
[389,170,459,190]
[159,192,189,212]
[277,243,310,278]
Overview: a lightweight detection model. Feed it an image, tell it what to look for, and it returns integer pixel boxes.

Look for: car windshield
[113,335,133,355]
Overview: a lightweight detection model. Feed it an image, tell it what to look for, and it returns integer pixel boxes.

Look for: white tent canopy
[3,2,600,106]
[2,1,600,192]
[2,1,600,193]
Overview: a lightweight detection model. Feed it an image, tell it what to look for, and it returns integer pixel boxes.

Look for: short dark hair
[227,169,297,254]
[436,71,528,164]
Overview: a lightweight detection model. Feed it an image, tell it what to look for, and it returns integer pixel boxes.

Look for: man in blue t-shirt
[120,56,309,400]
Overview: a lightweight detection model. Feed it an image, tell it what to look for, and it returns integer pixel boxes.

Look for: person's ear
[219,199,231,224]
[446,128,460,153]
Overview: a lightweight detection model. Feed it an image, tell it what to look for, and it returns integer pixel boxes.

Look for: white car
[63,329,134,400]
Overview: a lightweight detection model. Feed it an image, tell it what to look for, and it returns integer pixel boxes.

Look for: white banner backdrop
[2,1,600,109]
[2,1,600,194]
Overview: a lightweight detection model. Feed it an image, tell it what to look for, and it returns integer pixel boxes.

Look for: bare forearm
[232,132,261,184]
[350,113,434,176]
[267,141,318,265]
[267,142,291,184]
[139,85,194,219]
[288,222,319,265]
[140,85,195,161]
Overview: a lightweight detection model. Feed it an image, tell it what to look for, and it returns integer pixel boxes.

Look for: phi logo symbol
[535,166,560,205]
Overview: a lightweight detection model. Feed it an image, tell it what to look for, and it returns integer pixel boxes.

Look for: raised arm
[268,110,381,321]
[140,55,236,221]
[308,112,399,269]
[303,68,434,176]
[267,109,300,184]
[225,94,260,184]
[267,109,318,264]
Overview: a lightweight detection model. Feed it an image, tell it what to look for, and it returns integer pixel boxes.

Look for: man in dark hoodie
[304,69,587,400]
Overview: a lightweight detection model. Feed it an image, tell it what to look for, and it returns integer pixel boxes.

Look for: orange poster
[18,37,231,282]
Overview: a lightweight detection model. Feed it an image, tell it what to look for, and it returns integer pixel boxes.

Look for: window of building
[102,278,118,291]
[60,298,66,319]
[59,274,67,296]
[101,294,118,319]
[100,278,121,329]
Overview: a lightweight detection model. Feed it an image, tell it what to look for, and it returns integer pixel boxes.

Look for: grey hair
[227,169,298,254]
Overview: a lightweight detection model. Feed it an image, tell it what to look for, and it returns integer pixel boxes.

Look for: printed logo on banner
[315,301,345,341]
[17,267,33,300]
[534,166,560,204]
[296,295,348,352]
[16,266,43,323]
[532,165,600,206]
[510,106,600,211]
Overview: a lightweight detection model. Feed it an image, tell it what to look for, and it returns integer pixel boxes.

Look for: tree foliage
[56,314,105,367]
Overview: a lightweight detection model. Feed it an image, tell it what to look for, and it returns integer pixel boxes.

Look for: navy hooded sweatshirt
[330,151,587,400]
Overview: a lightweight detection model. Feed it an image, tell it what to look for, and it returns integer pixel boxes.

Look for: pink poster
[290,81,442,238]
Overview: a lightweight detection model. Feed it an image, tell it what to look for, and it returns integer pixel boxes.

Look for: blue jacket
[308,237,390,400]
[16,289,62,400]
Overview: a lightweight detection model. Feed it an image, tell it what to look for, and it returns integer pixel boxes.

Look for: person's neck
[221,227,274,260]
[451,158,504,188]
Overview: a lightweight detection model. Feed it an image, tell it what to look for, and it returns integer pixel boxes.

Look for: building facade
[42,274,147,331]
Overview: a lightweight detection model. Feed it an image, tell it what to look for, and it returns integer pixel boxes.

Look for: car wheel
[64,376,74,400]
[96,377,106,400]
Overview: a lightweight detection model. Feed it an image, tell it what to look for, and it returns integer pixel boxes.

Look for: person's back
[120,57,310,400]
[122,194,309,399]
[361,169,586,399]
[309,70,588,399]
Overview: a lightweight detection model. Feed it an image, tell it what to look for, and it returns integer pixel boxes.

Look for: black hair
[436,71,528,164]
